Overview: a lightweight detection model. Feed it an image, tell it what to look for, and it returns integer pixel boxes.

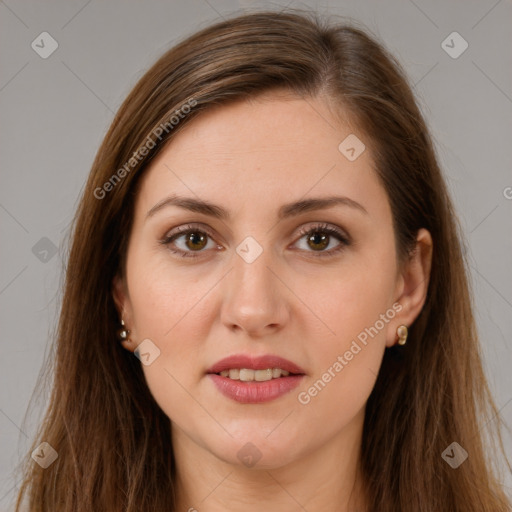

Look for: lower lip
[208,374,304,404]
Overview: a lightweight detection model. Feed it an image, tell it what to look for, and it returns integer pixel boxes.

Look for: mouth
[206,354,306,403]
[214,367,296,381]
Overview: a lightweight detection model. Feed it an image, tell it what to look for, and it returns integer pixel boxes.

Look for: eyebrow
[146,194,368,221]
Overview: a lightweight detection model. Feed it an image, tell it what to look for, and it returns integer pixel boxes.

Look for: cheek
[293,302,389,442]
[292,247,396,418]
[294,248,396,352]
[127,244,211,346]
[125,249,219,421]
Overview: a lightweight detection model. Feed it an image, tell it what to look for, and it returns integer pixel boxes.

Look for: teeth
[218,368,291,381]
[255,369,273,381]
[239,369,255,381]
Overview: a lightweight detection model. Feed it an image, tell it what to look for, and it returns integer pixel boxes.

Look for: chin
[205,432,303,470]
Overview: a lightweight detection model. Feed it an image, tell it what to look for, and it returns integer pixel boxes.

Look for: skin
[113,90,432,511]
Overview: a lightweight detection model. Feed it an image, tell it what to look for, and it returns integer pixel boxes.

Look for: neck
[172,408,367,512]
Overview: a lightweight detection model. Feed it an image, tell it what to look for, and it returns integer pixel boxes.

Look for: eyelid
[289,222,351,259]
[160,221,350,258]
[294,222,350,244]
[162,222,219,244]
[160,223,221,255]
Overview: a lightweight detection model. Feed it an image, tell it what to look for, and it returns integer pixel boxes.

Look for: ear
[386,228,433,347]
[112,274,136,353]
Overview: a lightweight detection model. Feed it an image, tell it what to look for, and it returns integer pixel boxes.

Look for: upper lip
[207,354,306,375]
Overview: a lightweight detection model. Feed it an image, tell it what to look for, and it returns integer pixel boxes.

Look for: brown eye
[306,231,330,251]
[294,223,350,257]
[183,231,208,251]
[161,224,218,258]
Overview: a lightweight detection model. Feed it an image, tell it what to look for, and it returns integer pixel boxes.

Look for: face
[114,91,411,470]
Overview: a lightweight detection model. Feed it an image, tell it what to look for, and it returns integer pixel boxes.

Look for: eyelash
[159,222,350,259]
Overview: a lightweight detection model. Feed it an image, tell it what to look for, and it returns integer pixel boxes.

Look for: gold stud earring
[117,319,130,343]
[397,325,408,345]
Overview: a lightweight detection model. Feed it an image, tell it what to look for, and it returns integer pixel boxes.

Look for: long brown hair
[14,8,511,511]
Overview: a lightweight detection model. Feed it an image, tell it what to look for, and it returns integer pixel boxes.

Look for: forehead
[134,92,386,222]
[161,91,359,166]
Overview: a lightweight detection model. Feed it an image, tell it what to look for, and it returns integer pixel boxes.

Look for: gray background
[1,0,511,508]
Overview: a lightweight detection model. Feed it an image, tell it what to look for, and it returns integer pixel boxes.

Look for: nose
[220,245,290,338]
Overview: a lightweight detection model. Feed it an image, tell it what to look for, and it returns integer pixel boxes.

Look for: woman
[14,8,511,511]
